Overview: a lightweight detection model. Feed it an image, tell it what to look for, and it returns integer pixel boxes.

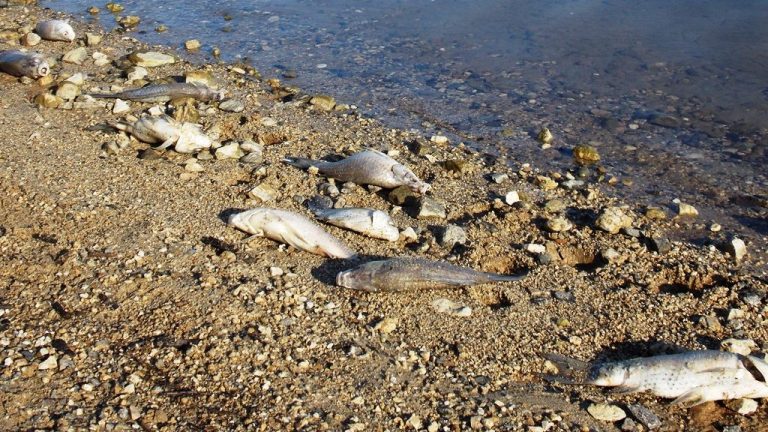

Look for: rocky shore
[1,3,767,431]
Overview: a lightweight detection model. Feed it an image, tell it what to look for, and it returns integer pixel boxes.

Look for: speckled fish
[0,50,49,78]
[584,350,768,406]
[312,207,399,241]
[228,208,356,259]
[35,19,75,42]
[337,257,526,292]
[91,82,225,103]
[283,149,430,194]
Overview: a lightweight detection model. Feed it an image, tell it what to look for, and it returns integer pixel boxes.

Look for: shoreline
[1,3,767,431]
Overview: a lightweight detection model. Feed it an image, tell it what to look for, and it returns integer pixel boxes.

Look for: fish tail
[282,156,322,170]
[90,93,117,99]
[488,270,528,282]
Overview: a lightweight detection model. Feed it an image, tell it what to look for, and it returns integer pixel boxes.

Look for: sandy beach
[1,3,767,431]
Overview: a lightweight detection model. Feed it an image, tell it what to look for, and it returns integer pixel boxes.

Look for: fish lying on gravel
[35,19,75,42]
[283,149,431,193]
[579,350,768,406]
[228,208,356,259]
[109,115,211,153]
[0,50,49,78]
[311,207,400,241]
[336,257,526,292]
[91,82,225,103]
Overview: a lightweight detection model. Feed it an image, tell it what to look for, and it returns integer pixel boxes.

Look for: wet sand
[1,4,767,431]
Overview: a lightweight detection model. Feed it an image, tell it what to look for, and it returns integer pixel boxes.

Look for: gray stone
[55,82,80,100]
[627,404,661,430]
[240,152,263,164]
[306,195,333,210]
[219,99,245,113]
[561,179,585,190]
[601,247,621,263]
[138,148,162,160]
[620,418,638,432]
[546,216,572,232]
[490,173,508,183]
[439,225,467,248]
[622,227,641,238]
[417,197,446,219]
[63,47,87,65]
[587,403,626,422]
[722,426,741,432]
[649,114,681,128]
[648,235,672,254]
[552,291,575,302]
[431,298,472,317]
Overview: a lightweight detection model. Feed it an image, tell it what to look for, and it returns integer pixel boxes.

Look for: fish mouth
[37,65,49,77]
[336,270,351,288]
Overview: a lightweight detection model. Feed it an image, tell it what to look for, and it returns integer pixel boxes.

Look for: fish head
[27,56,49,78]
[586,362,629,387]
[336,266,378,292]
[391,164,431,194]
[213,89,227,101]
[228,209,267,236]
[59,25,76,42]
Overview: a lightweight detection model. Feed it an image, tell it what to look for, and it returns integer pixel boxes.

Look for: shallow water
[41,0,768,245]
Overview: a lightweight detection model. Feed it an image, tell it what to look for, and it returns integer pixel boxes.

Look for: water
[42,0,768,246]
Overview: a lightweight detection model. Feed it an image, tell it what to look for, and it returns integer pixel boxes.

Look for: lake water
[41,0,768,248]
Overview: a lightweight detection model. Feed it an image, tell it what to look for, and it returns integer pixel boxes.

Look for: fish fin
[539,373,582,385]
[490,269,528,283]
[108,122,129,132]
[671,389,709,407]
[157,137,176,150]
[282,156,321,170]
[543,352,591,373]
[608,385,641,395]
[89,93,116,99]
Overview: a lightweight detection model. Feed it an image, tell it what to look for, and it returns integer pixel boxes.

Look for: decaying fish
[35,19,75,42]
[312,207,399,241]
[228,208,356,259]
[109,115,212,153]
[336,257,527,292]
[579,350,768,406]
[284,149,430,194]
[91,82,225,103]
[0,50,49,78]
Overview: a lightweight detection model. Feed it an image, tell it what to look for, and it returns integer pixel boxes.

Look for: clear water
[41,0,768,244]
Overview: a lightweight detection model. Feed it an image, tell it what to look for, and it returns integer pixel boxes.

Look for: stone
[138,148,162,160]
[573,145,600,164]
[185,70,215,86]
[537,127,553,144]
[184,160,204,172]
[432,298,472,318]
[184,39,201,50]
[505,191,520,205]
[561,179,585,190]
[128,51,175,67]
[373,317,397,334]
[35,93,63,108]
[400,227,418,242]
[536,175,557,191]
[240,152,263,164]
[524,243,546,254]
[587,403,626,422]
[677,202,698,217]
[724,398,758,415]
[417,198,446,219]
[38,355,58,370]
[248,184,278,202]
[92,52,110,66]
[240,139,262,153]
[699,315,722,331]
[63,47,88,65]
[22,32,41,46]
[490,173,508,183]
[430,135,448,145]
[544,198,567,213]
[725,237,747,262]
[649,114,681,128]
[601,248,621,263]
[388,185,417,206]
[622,227,641,238]
[55,82,80,100]
[722,426,742,432]
[112,98,130,114]
[720,338,756,356]
[309,95,335,111]
[444,159,472,173]
[439,225,466,248]
[648,235,672,254]
[118,16,141,28]
[65,73,85,85]
[546,216,572,232]
[596,207,634,234]
[215,142,244,160]
[627,404,661,430]
[85,32,102,46]
[219,99,244,112]
[406,414,423,430]
[126,66,148,82]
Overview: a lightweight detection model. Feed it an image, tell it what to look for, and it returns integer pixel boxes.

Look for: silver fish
[585,350,768,406]
[0,50,49,78]
[91,83,225,103]
[336,257,526,292]
[283,149,430,194]
[35,20,75,42]
[228,208,356,259]
[312,207,399,241]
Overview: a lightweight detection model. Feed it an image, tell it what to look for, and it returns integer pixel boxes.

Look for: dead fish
[228,208,356,259]
[0,50,49,78]
[35,20,75,42]
[283,149,430,194]
[311,207,399,241]
[91,82,225,103]
[109,115,211,153]
[336,257,526,292]
[583,350,768,406]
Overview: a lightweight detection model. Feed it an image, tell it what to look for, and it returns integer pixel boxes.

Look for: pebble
[524,243,546,254]
[430,135,448,145]
[709,223,721,232]
[553,291,575,302]
[310,95,336,111]
[400,227,418,242]
[38,355,58,370]
[406,414,423,430]
[722,427,741,432]
[601,247,621,263]
[431,298,472,317]
[128,51,175,67]
[504,191,520,205]
[677,202,699,217]
[536,175,558,191]
[490,173,508,183]
[35,93,63,109]
[537,127,553,144]
[546,216,572,232]
[573,145,600,163]
[544,198,567,213]
[699,315,722,331]
[138,148,162,160]
[261,117,277,127]
[724,398,758,415]
[85,32,101,46]
[373,317,398,334]
[595,207,633,234]
[649,114,681,128]
[240,152,262,164]
[645,207,667,220]
[439,225,467,248]
[215,142,244,160]
[240,139,262,154]
[63,47,87,65]
[725,237,747,262]
[587,403,626,422]
[112,98,130,114]
[219,99,245,113]
[184,160,204,173]
[561,179,584,190]
[648,235,672,254]
[55,82,80,100]
[417,197,446,219]
[184,39,201,51]
[126,66,148,82]
[720,338,756,355]
[22,32,41,46]
[269,266,284,277]
[248,183,278,202]
[627,404,661,430]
